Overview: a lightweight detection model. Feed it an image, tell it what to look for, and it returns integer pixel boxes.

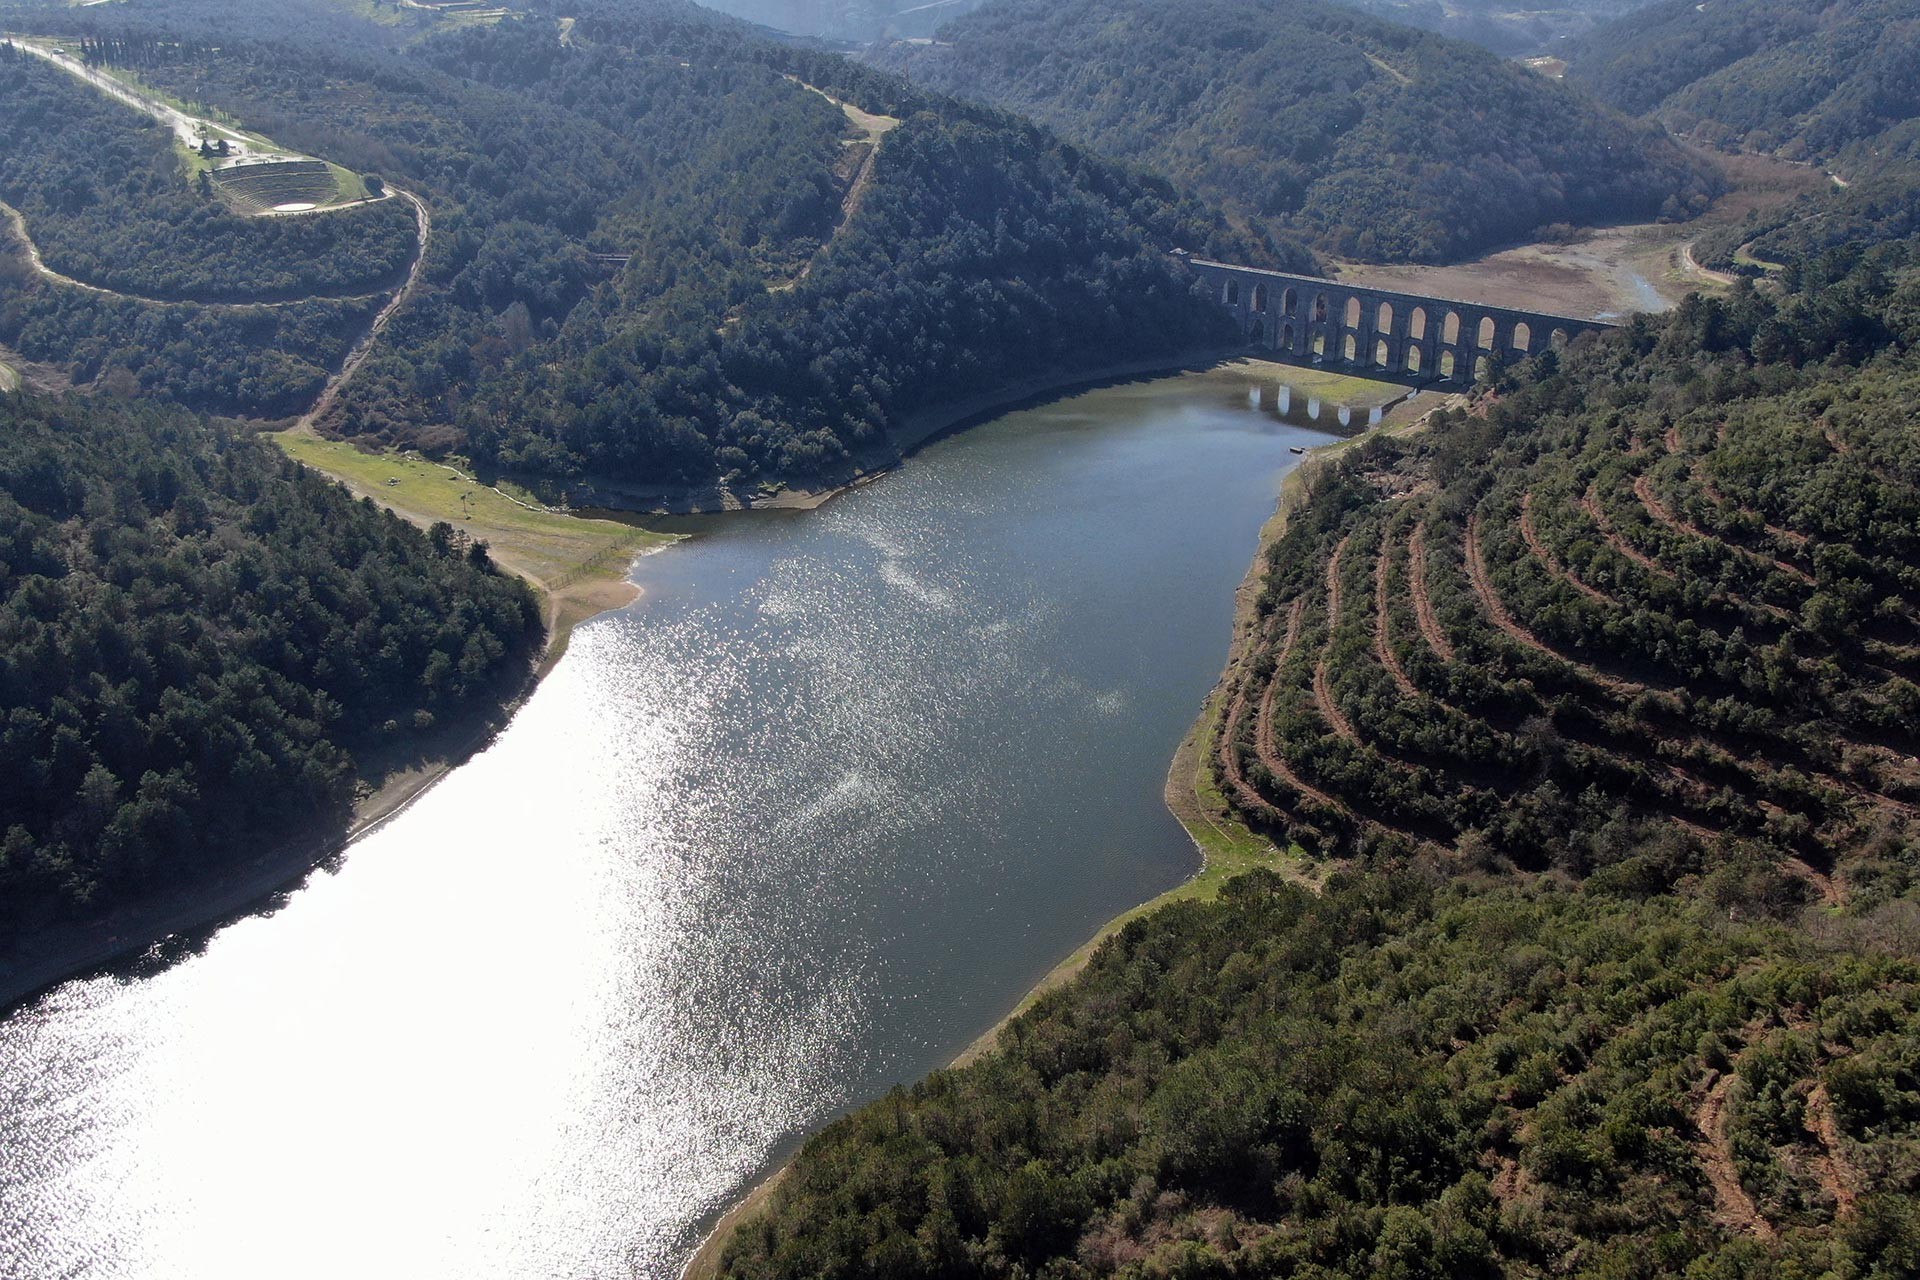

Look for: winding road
[17,39,333,177]
[298,189,431,429]
[0,198,398,309]
[5,37,435,422]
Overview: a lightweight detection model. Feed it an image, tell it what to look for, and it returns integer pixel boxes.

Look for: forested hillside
[1205,238,1920,903]
[875,0,1716,262]
[1340,0,1654,54]
[719,872,1920,1277]
[0,391,541,947]
[708,132,1920,1275]
[3,0,1282,494]
[0,42,417,303]
[1571,0,1920,304]
[1566,0,1920,162]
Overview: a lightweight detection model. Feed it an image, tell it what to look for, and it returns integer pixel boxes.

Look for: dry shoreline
[0,349,1248,1015]
[573,348,1243,517]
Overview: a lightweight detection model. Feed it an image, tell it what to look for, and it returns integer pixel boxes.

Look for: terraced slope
[715,872,1920,1278]
[212,161,344,213]
[1215,290,1920,900]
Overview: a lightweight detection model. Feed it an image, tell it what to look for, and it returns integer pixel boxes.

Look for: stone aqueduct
[1179,254,1616,381]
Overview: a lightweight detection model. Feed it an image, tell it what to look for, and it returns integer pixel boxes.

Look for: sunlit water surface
[0,369,1364,1278]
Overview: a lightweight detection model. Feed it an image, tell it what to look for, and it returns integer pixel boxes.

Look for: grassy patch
[273,428,676,659]
[1224,358,1407,408]
[786,76,901,143]
[325,163,371,204]
[0,362,18,393]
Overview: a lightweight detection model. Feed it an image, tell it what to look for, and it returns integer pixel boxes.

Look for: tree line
[0,50,416,303]
[876,0,1718,263]
[0,391,541,946]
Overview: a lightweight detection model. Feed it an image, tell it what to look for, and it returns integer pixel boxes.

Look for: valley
[1334,153,1829,319]
[0,0,1917,1276]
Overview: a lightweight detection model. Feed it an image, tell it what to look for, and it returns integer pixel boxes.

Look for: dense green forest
[0,259,382,416]
[1336,0,1655,54]
[1566,0,1920,161]
[689,0,1652,50]
[1204,234,1920,896]
[875,0,1716,263]
[720,871,1920,1278]
[2,0,1280,492]
[0,391,541,947]
[0,42,417,303]
[712,159,1920,1280]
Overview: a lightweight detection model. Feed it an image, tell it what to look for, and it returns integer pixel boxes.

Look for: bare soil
[1374,530,1419,700]
[1312,537,1361,744]
[1332,152,1825,321]
[1804,1082,1862,1216]
[1407,523,1455,661]
[1694,1072,1779,1240]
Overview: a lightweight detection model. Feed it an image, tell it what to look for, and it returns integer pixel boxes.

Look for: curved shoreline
[568,347,1244,517]
[0,353,1227,1018]
[0,554,637,1016]
[678,384,1456,1280]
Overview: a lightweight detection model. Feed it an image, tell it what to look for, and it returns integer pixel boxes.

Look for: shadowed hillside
[876,0,1717,263]
[1566,0,1920,163]
[2,0,1289,495]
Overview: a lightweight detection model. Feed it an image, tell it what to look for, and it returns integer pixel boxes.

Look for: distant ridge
[875,0,1718,263]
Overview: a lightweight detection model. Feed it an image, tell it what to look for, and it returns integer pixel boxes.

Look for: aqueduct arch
[1178,253,1616,382]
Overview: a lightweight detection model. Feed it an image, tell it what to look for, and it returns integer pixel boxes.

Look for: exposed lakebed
[0,365,1379,1278]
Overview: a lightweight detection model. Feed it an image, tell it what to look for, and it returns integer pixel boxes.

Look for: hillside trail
[1216,606,1300,824]
[1216,677,1280,824]
[1653,426,1815,551]
[1633,470,1813,585]
[1374,530,1419,700]
[1579,483,1674,577]
[1694,1072,1779,1241]
[770,79,901,294]
[1520,489,1613,605]
[1407,523,1455,661]
[9,32,431,416]
[1465,512,1651,698]
[1313,537,1360,744]
[1254,601,1344,813]
[1803,1083,1862,1216]
[297,189,433,431]
[0,199,389,309]
[1679,239,1738,288]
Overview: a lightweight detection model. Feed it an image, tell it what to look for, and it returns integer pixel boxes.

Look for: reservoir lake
[0,366,1383,1278]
